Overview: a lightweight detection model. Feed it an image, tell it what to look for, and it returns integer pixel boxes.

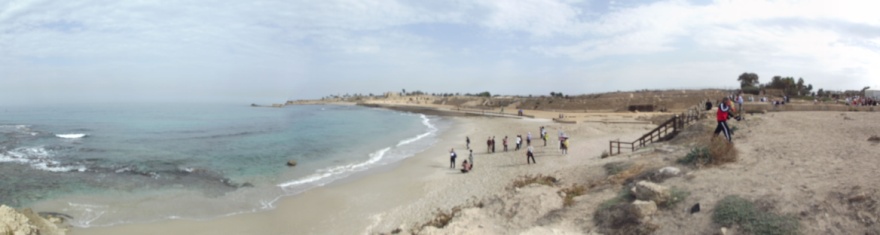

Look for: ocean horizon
[0,103,446,227]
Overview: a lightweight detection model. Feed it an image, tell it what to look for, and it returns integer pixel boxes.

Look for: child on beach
[466,136,470,149]
[526,144,536,164]
[461,160,471,173]
[503,136,508,151]
[449,149,457,168]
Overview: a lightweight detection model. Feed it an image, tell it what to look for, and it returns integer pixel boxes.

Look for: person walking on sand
[466,136,470,149]
[515,135,522,151]
[714,97,733,143]
[486,137,492,153]
[526,132,532,146]
[541,127,547,146]
[526,144,536,164]
[503,136,508,152]
[468,149,474,168]
[491,136,496,153]
[449,148,457,168]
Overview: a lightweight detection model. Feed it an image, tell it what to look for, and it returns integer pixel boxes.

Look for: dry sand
[74,109,880,235]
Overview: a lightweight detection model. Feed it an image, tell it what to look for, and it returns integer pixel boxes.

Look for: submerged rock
[287,160,298,167]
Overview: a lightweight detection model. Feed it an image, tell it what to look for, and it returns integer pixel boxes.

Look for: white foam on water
[64,203,109,227]
[278,114,439,191]
[0,146,87,172]
[56,133,87,139]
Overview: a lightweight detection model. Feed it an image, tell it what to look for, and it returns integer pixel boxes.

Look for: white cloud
[1,0,879,103]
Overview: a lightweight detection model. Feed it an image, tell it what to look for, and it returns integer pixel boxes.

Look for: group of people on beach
[453,126,568,172]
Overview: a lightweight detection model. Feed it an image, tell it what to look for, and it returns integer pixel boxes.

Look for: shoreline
[75,106,657,234]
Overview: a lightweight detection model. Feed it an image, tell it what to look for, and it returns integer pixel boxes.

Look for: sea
[0,103,446,227]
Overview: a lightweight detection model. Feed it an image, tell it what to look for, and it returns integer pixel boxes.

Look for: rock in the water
[287,160,297,167]
[630,200,658,219]
[632,181,671,205]
[658,166,681,176]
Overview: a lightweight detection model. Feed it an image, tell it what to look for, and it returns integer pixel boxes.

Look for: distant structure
[867,90,880,99]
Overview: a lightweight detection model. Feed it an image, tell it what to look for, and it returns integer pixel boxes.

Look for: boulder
[658,167,681,176]
[0,205,37,235]
[632,181,671,205]
[630,200,658,219]
[286,160,297,167]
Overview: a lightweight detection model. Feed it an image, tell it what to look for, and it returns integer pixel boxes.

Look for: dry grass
[413,199,484,232]
[607,164,646,185]
[678,137,738,167]
[559,184,587,207]
[509,174,558,189]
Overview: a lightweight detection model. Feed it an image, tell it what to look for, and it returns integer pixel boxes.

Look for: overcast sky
[1,0,878,104]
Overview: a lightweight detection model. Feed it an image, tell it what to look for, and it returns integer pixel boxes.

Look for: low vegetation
[559,184,587,207]
[677,139,737,167]
[603,162,632,176]
[509,174,558,189]
[712,195,799,235]
[661,187,690,209]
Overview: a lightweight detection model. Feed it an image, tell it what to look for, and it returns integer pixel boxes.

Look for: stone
[630,200,658,218]
[658,166,681,176]
[721,227,729,235]
[632,181,671,205]
[287,160,297,167]
[0,205,37,235]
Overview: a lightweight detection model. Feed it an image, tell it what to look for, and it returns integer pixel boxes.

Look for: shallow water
[0,103,445,227]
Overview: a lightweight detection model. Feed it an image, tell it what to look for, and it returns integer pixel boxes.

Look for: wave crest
[56,133,87,139]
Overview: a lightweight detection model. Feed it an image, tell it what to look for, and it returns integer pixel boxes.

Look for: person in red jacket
[714,97,733,142]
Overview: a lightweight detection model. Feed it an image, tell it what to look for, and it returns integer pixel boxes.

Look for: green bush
[712,195,799,235]
[661,188,690,209]
[603,162,632,175]
[677,147,711,165]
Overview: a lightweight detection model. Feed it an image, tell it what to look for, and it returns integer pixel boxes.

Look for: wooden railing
[607,108,704,157]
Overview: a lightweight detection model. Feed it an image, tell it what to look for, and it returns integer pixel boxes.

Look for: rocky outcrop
[632,181,671,205]
[0,205,36,235]
[657,166,681,177]
[630,200,658,219]
[0,205,67,235]
[287,160,297,167]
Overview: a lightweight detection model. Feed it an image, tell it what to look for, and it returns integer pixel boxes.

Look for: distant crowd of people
[452,126,570,173]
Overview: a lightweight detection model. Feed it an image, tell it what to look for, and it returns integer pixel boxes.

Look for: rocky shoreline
[0,205,70,235]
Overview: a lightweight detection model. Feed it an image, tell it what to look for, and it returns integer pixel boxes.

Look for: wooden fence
[607,108,704,157]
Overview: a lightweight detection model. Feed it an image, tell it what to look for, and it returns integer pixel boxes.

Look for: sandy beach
[73,108,655,235]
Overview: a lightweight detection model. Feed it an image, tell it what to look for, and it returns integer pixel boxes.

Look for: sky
[1,0,879,104]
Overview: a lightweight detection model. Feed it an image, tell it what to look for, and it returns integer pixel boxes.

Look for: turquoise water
[0,103,444,227]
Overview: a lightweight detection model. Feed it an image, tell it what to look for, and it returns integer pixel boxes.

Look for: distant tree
[477,91,491,97]
[737,72,760,88]
[817,89,825,97]
[550,92,556,97]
